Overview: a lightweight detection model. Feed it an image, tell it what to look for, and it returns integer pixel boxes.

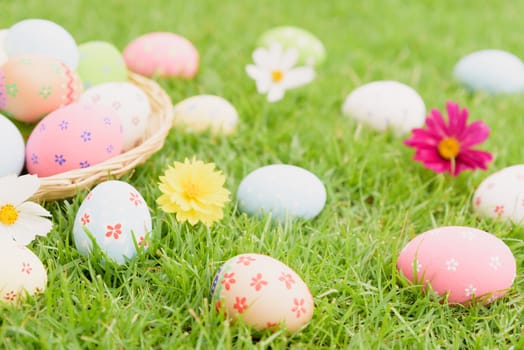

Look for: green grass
[2,0,524,348]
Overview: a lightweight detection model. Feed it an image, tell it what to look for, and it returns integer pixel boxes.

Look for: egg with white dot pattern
[0,235,47,303]
[237,164,326,222]
[73,180,152,264]
[172,94,238,135]
[211,253,314,333]
[473,164,524,225]
[258,26,325,67]
[397,226,516,305]
[80,82,151,151]
[342,80,426,136]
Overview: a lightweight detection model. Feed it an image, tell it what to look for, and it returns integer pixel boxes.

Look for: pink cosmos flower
[404,101,492,176]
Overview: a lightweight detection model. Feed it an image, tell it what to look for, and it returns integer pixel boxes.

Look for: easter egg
[123,32,199,78]
[77,41,128,89]
[25,103,123,177]
[472,164,524,225]
[73,180,152,264]
[258,26,326,66]
[237,164,326,222]
[211,253,314,333]
[80,82,151,151]
[453,50,524,94]
[0,113,25,176]
[0,29,7,65]
[5,18,79,70]
[342,80,426,135]
[0,54,83,123]
[0,236,47,303]
[172,95,238,135]
[397,226,516,304]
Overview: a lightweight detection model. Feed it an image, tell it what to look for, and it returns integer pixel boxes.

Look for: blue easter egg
[453,49,524,94]
[73,180,152,264]
[237,164,326,222]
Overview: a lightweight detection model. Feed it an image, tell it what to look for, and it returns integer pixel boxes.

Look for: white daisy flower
[245,43,315,102]
[0,174,53,245]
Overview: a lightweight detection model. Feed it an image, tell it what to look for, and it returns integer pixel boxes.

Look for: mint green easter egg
[258,26,326,67]
[77,41,127,89]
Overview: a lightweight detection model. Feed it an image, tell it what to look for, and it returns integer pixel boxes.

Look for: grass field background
[1,0,524,348]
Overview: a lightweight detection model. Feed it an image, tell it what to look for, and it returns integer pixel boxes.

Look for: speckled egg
[258,26,325,66]
[397,226,516,304]
[77,41,128,89]
[80,82,151,151]
[0,29,7,65]
[73,180,152,264]
[5,18,79,69]
[342,80,426,135]
[123,32,199,78]
[472,164,524,225]
[211,253,314,333]
[0,54,83,123]
[173,95,238,135]
[0,113,25,176]
[237,164,326,222]
[453,50,524,94]
[25,102,123,177]
[0,236,47,303]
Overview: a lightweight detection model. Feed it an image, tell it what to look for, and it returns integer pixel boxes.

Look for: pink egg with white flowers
[397,226,516,304]
[123,32,199,78]
[26,103,123,177]
[211,253,314,333]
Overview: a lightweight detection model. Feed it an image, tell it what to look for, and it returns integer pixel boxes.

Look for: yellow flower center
[271,70,284,82]
[438,137,461,159]
[0,204,19,225]
[183,181,201,201]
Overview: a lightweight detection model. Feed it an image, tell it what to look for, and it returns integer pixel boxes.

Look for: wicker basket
[32,72,173,202]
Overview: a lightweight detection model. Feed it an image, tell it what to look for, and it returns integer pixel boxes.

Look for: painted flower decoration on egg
[157,158,231,227]
[0,174,53,245]
[404,101,492,176]
[246,43,315,102]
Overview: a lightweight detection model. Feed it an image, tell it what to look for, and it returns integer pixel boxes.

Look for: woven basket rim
[32,72,173,202]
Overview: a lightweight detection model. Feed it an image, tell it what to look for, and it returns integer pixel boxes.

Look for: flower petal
[280,48,299,71]
[246,64,264,81]
[446,101,468,137]
[460,120,490,148]
[267,86,285,102]
[10,213,53,245]
[252,47,271,69]
[404,129,440,148]
[426,109,449,138]
[0,174,40,206]
[280,66,315,90]
[17,201,51,217]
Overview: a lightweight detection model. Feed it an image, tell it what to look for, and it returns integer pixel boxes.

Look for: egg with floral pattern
[211,253,314,333]
[0,54,83,123]
[397,226,516,304]
[472,164,524,225]
[25,102,123,177]
[80,82,151,151]
[0,236,47,303]
[73,180,152,264]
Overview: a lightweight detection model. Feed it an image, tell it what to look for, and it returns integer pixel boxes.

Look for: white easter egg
[5,18,79,69]
[0,29,7,65]
[0,236,47,303]
[472,164,524,225]
[0,113,25,176]
[211,253,314,333]
[80,82,151,151]
[73,180,152,264]
[397,226,516,305]
[173,94,238,135]
[237,164,326,222]
[342,80,426,135]
[453,50,524,94]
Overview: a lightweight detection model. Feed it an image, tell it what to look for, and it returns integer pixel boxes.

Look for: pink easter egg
[25,102,123,177]
[123,32,199,78]
[397,226,516,304]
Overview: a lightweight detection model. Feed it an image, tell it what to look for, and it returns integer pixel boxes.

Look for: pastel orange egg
[0,54,83,123]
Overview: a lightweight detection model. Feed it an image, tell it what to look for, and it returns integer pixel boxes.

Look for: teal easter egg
[453,50,524,94]
[77,41,128,89]
[237,164,326,222]
[258,26,325,67]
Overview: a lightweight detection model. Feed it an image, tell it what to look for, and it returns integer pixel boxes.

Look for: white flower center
[0,204,19,225]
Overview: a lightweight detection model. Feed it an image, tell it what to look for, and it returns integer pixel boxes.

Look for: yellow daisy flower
[157,158,231,226]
